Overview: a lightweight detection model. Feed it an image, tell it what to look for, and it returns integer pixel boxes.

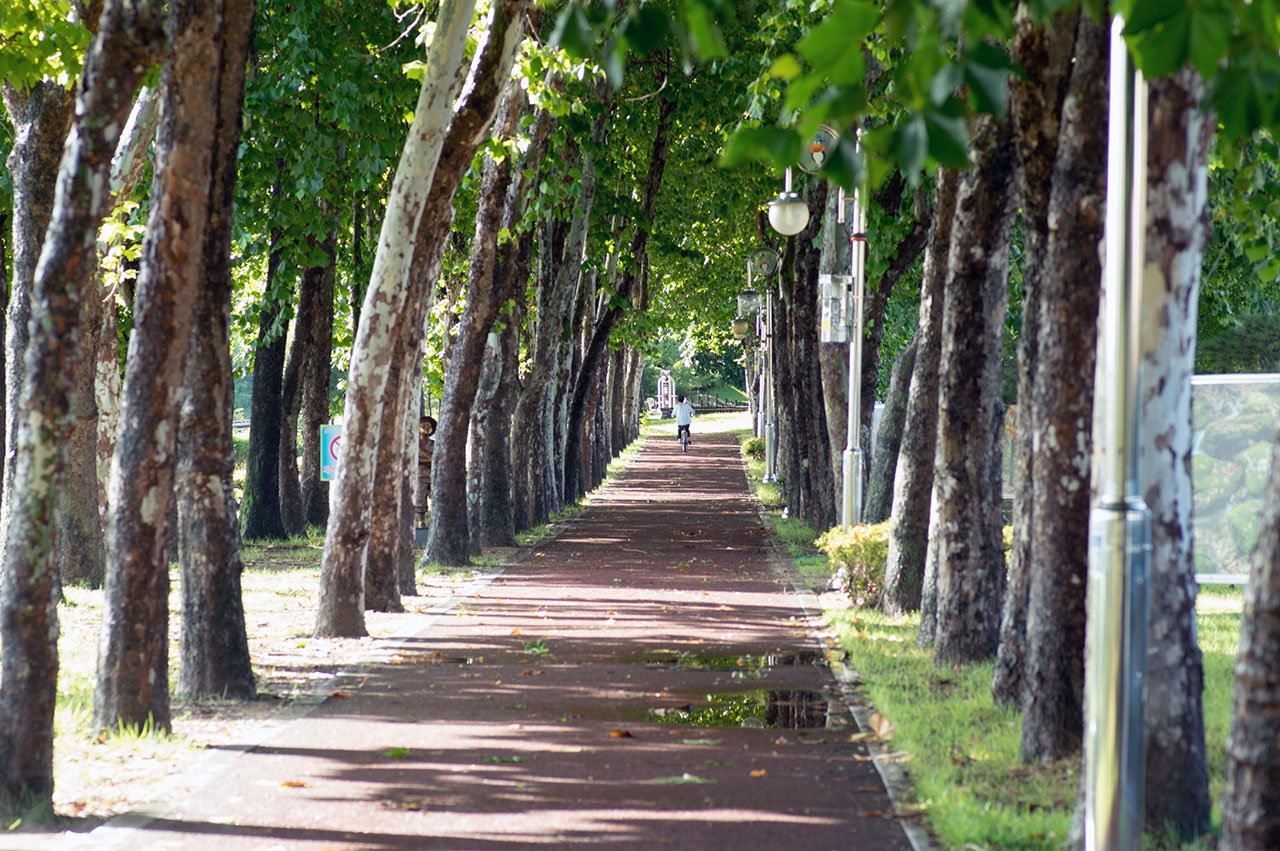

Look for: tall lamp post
[739,248,780,482]
[1084,15,1151,851]
[818,137,866,528]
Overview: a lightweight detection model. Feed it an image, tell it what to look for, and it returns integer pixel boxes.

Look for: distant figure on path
[673,395,695,445]
[416,415,436,528]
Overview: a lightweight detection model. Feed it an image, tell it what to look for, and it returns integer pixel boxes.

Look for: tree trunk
[932,114,1017,665]
[301,230,336,528]
[97,0,225,734]
[883,168,959,614]
[278,281,308,538]
[176,0,256,702]
[859,187,928,439]
[512,143,599,532]
[58,279,106,587]
[240,233,290,542]
[316,0,516,633]
[992,5,1078,709]
[1222,433,1280,848]
[0,0,160,810]
[470,229,531,548]
[1138,65,1213,839]
[426,82,527,566]
[1017,9,1105,764]
[564,96,674,504]
[363,347,408,612]
[864,332,917,524]
[1,81,73,538]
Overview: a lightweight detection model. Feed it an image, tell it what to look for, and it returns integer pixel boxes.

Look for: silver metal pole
[841,164,867,527]
[1084,16,1150,851]
[763,287,777,483]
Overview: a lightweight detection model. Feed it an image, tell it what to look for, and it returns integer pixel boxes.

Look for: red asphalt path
[69,430,916,850]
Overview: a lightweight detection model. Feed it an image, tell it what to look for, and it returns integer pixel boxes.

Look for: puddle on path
[641,649,849,731]
[648,688,842,730]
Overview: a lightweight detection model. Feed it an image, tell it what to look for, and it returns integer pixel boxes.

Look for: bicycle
[677,423,690,452]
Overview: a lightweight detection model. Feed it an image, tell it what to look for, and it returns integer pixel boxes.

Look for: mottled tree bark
[59,280,106,587]
[0,0,160,810]
[426,79,529,565]
[176,0,256,702]
[316,0,475,635]
[363,348,409,612]
[240,233,290,541]
[864,332,916,524]
[564,96,674,504]
[471,229,533,548]
[1,82,73,538]
[318,0,520,628]
[992,4,1078,708]
[512,144,598,532]
[932,114,1017,665]
[1222,434,1280,848]
[97,0,225,734]
[883,168,959,615]
[301,235,335,528]
[1017,10,1105,764]
[1138,66,1212,839]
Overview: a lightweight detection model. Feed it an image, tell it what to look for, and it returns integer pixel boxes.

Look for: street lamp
[739,248,780,482]
[821,152,867,528]
[767,167,810,236]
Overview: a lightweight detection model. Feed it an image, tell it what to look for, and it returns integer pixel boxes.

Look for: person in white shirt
[673,395,695,445]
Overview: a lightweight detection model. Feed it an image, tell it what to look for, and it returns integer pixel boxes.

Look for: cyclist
[673,395,695,446]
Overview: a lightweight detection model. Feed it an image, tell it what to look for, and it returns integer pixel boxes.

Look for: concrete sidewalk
[69,430,917,850]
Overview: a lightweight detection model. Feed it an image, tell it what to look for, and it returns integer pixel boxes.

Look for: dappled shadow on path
[96,432,912,850]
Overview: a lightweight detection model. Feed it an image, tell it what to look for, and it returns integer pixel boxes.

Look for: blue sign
[321,424,343,481]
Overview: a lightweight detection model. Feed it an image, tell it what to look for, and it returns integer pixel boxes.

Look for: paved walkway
[72,430,915,850]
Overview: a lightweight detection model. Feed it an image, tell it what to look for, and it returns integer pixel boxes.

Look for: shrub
[816,520,892,608]
[741,436,765,460]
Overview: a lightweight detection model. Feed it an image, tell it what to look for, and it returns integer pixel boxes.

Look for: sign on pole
[321,424,343,481]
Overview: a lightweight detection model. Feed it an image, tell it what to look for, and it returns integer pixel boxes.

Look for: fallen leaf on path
[331,691,351,699]
[608,729,634,738]
[866,711,895,740]
[510,628,522,636]
[282,780,310,788]
[749,769,767,778]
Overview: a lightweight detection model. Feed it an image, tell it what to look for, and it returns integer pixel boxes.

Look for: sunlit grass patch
[826,607,1075,849]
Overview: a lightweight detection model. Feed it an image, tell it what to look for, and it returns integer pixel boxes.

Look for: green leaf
[720,126,800,170]
[797,0,879,76]
[1122,0,1181,34]
[964,60,1009,116]
[892,115,928,176]
[551,5,593,59]
[924,111,970,169]
[770,53,803,82]
[1187,6,1232,79]
[627,6,670,55]
[1128,8,1191,78]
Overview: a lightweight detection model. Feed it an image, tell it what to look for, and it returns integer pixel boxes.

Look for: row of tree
[0,0,773,818]
[4,0,1280,846]
[710,1,1278,847]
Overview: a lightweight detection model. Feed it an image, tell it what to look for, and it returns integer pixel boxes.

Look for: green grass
[729,423,1244,849]
[817,583,1243,849]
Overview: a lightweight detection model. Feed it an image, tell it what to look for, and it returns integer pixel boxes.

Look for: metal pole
[1084,16,1150,851]
[841,170,867,527]
[763,287,777,483]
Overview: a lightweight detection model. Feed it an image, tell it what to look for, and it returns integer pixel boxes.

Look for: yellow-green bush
[741,436,765,460]
[816,520,892,608]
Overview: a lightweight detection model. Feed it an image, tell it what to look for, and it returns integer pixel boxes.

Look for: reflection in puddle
[648,689,841,730]
[644,650,825,679]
